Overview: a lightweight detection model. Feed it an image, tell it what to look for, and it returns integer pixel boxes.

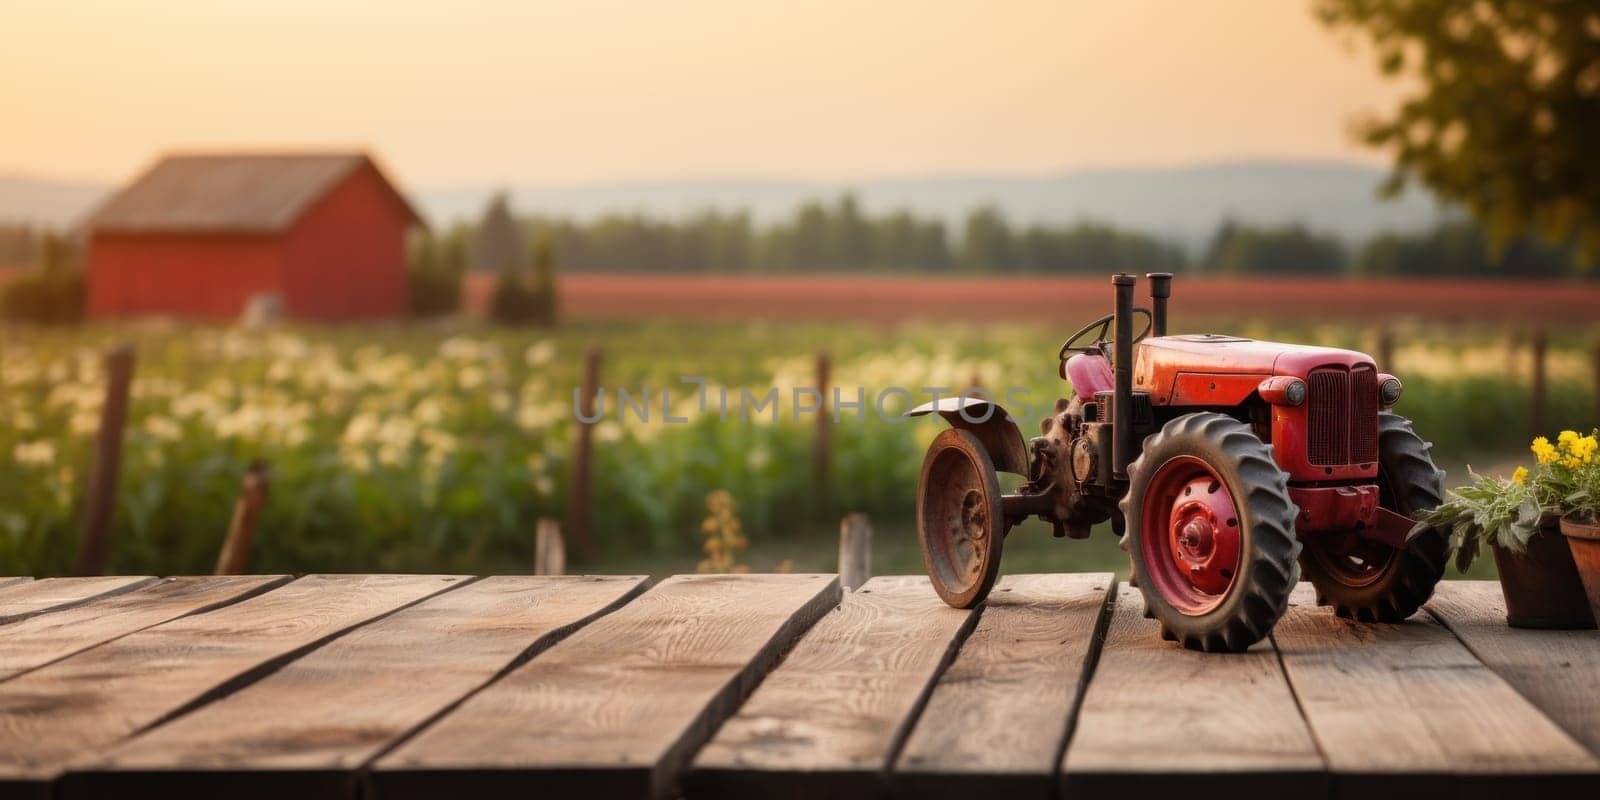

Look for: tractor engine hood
[1133,334,1374,407]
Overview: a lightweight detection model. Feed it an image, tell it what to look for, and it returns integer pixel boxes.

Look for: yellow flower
[1532,436,1557,465]
[1512,466,1529,485]
[1558,430,1580,449]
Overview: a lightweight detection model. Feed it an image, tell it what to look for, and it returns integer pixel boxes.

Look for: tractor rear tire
[1299,413,1448,622]
[1120,413,1300,653]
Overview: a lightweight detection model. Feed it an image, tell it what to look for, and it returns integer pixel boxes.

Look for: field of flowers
[3,319,1596,577]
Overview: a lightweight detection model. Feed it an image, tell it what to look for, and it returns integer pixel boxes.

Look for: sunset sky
[2,0,1404,188]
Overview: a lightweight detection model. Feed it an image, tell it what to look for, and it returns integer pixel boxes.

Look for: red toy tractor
[911,273,1448,652]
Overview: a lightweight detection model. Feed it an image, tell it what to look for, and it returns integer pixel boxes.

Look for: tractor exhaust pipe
[1112,273,1136,479]
[1147,272,1172,337]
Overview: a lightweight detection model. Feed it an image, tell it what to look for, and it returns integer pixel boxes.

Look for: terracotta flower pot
[1560,513,1600,626]
[1491,515,1596,629]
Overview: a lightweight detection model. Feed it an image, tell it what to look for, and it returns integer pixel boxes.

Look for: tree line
[413,193,1592,283]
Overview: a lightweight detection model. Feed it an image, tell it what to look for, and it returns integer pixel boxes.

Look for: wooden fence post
[838,512,872,591]
[1377,328,1394,369]
[1592,340,1599,426]
[1530,329,1547,437]
[215,460,270,575]
[74,343,134,576]
[813,351,832,492]
[535,518,566,576]
[567,346,601,561]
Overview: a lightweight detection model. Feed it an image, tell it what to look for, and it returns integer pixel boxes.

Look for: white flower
[13,440,57,467]
[70,410,101,437]
[746,447,770,471]
[458,365,487,391]
[595,420,623,444]
[524,340,556,367]
[142,415,183,441]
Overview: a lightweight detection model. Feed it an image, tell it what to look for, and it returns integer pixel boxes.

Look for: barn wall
[87,233,283,319]
[281,164,412,320]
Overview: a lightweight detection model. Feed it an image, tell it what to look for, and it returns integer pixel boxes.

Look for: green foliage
[1356,220,1581,277]
[1414,469,1542,572]
[488,230,558,326]
[1316,0,1600,262]
[3,322,1593,577]
[1204,220,1348,274]
[1531,429,1600,522]
[0,232,85,324]
[530,231,557,326]
[471,192,525,273]
[527,194,1183,274]
[406,230,464,317]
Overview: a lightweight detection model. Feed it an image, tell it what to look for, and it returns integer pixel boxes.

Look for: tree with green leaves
[472,192,525,273]
[1315,0,1600,262]
[530,229,558,326]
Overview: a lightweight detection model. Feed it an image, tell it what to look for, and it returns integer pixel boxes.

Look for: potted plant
[1416,439,1596,629]
[1544,430,1600,622]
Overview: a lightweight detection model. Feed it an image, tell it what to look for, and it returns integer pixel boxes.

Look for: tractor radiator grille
[1307,365,1379,466]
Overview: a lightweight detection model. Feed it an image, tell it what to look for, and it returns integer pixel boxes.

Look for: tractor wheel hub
[1163,475,1242,597]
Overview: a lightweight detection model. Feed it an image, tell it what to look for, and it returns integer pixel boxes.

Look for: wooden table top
[0,573,1595,799]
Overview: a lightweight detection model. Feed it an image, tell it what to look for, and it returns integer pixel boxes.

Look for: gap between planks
[0,576,159,625]
[0,576,290,684]
[895,573,1115,800]
[60,575,652,800]
[1064,583,1325,799]
[1273,582,1598,800]
[371,573,842,800]
[1426,581,1600,761]
[0,574,471,794]
[688,574,985,800]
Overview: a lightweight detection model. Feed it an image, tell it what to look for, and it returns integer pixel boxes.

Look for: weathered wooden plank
[0,577,31,591]
[1275,583,1598,799]
[1063,584,1324,799]
[372,573,840,800]
[1428,580,1600,759]
[0,575,289,682]
[0,576,157,624]
[894,573,1113,800]
[0,574,466,794]
[62,575,650,798]
[689,575,978,799]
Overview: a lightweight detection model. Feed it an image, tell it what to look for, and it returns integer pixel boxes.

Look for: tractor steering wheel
[1057,307,1153,364]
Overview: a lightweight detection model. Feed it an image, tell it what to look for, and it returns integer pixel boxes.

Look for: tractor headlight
[1257,376,1306,406]
[1379,376,1402,406]
[1285,379,1307,406]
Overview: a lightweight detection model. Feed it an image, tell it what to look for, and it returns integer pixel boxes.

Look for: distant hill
[0,174,107,229]
[3,160,1446,252]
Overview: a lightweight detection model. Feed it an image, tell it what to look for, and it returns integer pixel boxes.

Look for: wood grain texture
[1275,583,1598,799]
[0,576,289,682]
[894,573,1113,800]
[0,576,157,624]
[372,573,840,800]
[62,576,650,799]
[689,575,977,800]
[0,574,465,791]
[0,577,31,591]
[1063,584,1325,800]
[1427,581,1600,759]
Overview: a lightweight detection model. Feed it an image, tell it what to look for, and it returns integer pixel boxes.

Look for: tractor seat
[1064,353,1114,399]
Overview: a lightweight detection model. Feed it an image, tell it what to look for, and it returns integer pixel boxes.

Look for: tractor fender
[907,397,1029,475]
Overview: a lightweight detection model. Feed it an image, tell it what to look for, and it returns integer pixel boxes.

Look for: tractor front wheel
[917,428,1005,608]
[1299,413,1448,621]
[1121,413,1300,652]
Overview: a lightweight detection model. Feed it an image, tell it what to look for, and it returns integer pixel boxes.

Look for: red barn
[85,152,423,320]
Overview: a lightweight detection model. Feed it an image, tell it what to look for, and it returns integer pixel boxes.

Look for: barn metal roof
[85,152,423,234]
